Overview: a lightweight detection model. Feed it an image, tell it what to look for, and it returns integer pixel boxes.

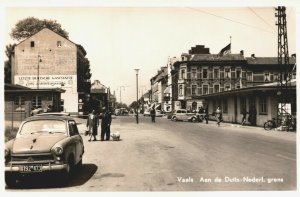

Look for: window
[179,85,183,96]
[236,83,241,89]
[225,68,230,78]
[247,72,252,81]
[180,69,186,79]
[249,97,256,110]
[60,99,64,112]
[32,96,42,108]
[57,41,62,47]
[203,85,209,95]
[191,85,197,95]
[259,96,268,114]
[223,99,228,113]
[214,84,220,93]
[214,69,219,79]
[68,121,79,136]
[264,73,270,82]
[225,84,230,91]
[14,96,25,111]
[240,97,246,114]
[191,69,197,79]
[236,70,241,79]
[203,69,208,79]
[30,41,35,47]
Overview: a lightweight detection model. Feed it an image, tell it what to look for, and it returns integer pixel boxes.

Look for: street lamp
[37,55,42,89]
[134,69,140,124]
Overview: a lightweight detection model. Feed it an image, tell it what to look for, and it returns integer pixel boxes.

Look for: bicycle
[264,116,296,131]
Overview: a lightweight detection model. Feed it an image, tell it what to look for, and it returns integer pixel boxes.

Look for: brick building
[11,28,91,114]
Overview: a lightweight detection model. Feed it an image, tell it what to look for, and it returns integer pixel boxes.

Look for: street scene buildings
[3,5,297,192]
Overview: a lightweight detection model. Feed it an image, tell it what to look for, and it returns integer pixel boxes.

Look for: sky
[1,1,298,105]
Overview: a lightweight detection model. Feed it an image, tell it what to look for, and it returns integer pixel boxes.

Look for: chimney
[251,54,255,59]
[240,50,244,56]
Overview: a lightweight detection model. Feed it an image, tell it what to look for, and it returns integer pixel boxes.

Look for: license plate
[20,165,43,172]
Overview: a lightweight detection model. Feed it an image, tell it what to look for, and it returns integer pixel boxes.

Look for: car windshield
[19,120,66,135]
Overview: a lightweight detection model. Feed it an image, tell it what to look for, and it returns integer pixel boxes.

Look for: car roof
[24,115,75,121]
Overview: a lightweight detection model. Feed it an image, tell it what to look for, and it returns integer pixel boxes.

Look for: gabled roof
[15,27,75,47]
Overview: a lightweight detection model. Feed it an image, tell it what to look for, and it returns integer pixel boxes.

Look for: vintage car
[143,109,164,117]
[5,115,84,187]
[171,109,198,122]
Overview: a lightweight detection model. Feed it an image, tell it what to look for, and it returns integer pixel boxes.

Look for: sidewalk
[195,119,296,142]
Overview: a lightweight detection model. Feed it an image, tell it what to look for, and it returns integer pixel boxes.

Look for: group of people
[86,107,112,141]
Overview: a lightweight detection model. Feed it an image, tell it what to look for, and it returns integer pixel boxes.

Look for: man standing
[204,106,209,124]
[86,110,99,141]
[150,106,156,123]
[101,107,112,141]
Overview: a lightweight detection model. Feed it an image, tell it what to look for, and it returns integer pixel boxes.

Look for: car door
[68,120,84,164]
[182,109,188,120]
[176,110,182,120]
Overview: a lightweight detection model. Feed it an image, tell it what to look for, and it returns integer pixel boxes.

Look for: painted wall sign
[14,75,77,88]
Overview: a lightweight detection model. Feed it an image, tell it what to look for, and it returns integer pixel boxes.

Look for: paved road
[6,115,296,191]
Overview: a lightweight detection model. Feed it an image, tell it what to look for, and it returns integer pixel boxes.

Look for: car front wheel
[191,117,197,123]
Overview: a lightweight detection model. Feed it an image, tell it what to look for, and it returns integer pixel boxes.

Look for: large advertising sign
[14,75,77,89]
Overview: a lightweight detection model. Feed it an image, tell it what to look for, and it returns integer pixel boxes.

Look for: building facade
[171,45,296,126]
[11,28,91,114]
[150,67,168,111]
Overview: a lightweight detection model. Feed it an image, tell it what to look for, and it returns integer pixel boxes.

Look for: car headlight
[5,148,10,157]
[52,147,63,155]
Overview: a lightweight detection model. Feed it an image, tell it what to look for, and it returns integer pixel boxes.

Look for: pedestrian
[248,106,257,126]
[241,108,247,126]
[101,107,112,141]
[150,106,156,122]
[47,105,52,112]
[215,106,222,127]
[204,106,209,124]
[86,110,99,141]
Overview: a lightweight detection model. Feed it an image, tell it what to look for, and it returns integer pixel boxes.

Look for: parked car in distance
[143,109,163,117]
[115,108,129,116]
[171,109,198,122]
[5,115,84,187]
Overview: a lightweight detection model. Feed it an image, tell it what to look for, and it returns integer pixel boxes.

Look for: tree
[4,44,16,83]
[129,101,139,110]
[10,17,69,41]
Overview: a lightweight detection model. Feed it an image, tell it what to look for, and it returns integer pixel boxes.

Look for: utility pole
[134,69,140,124]
[37,55,42,89]
[275,6,292,124]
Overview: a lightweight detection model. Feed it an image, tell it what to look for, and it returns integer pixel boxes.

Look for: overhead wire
[187,7,276,35]
[248,7,276,32]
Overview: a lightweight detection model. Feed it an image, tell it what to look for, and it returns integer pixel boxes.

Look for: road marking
[276,154,296,161]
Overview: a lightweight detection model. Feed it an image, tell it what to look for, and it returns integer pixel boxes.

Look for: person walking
[101,107,112,141]
[86,110,99,141]
[204,106,209,124]
[150,106,156,123]
[241,108,247,126]
[215,106,222,127]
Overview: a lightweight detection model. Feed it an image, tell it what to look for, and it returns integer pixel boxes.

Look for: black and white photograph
[1,0,298,194]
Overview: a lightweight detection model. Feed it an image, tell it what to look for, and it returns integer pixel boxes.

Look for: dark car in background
[5,115,84,187]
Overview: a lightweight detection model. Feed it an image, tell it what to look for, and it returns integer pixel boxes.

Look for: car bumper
[5,163,68,172]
